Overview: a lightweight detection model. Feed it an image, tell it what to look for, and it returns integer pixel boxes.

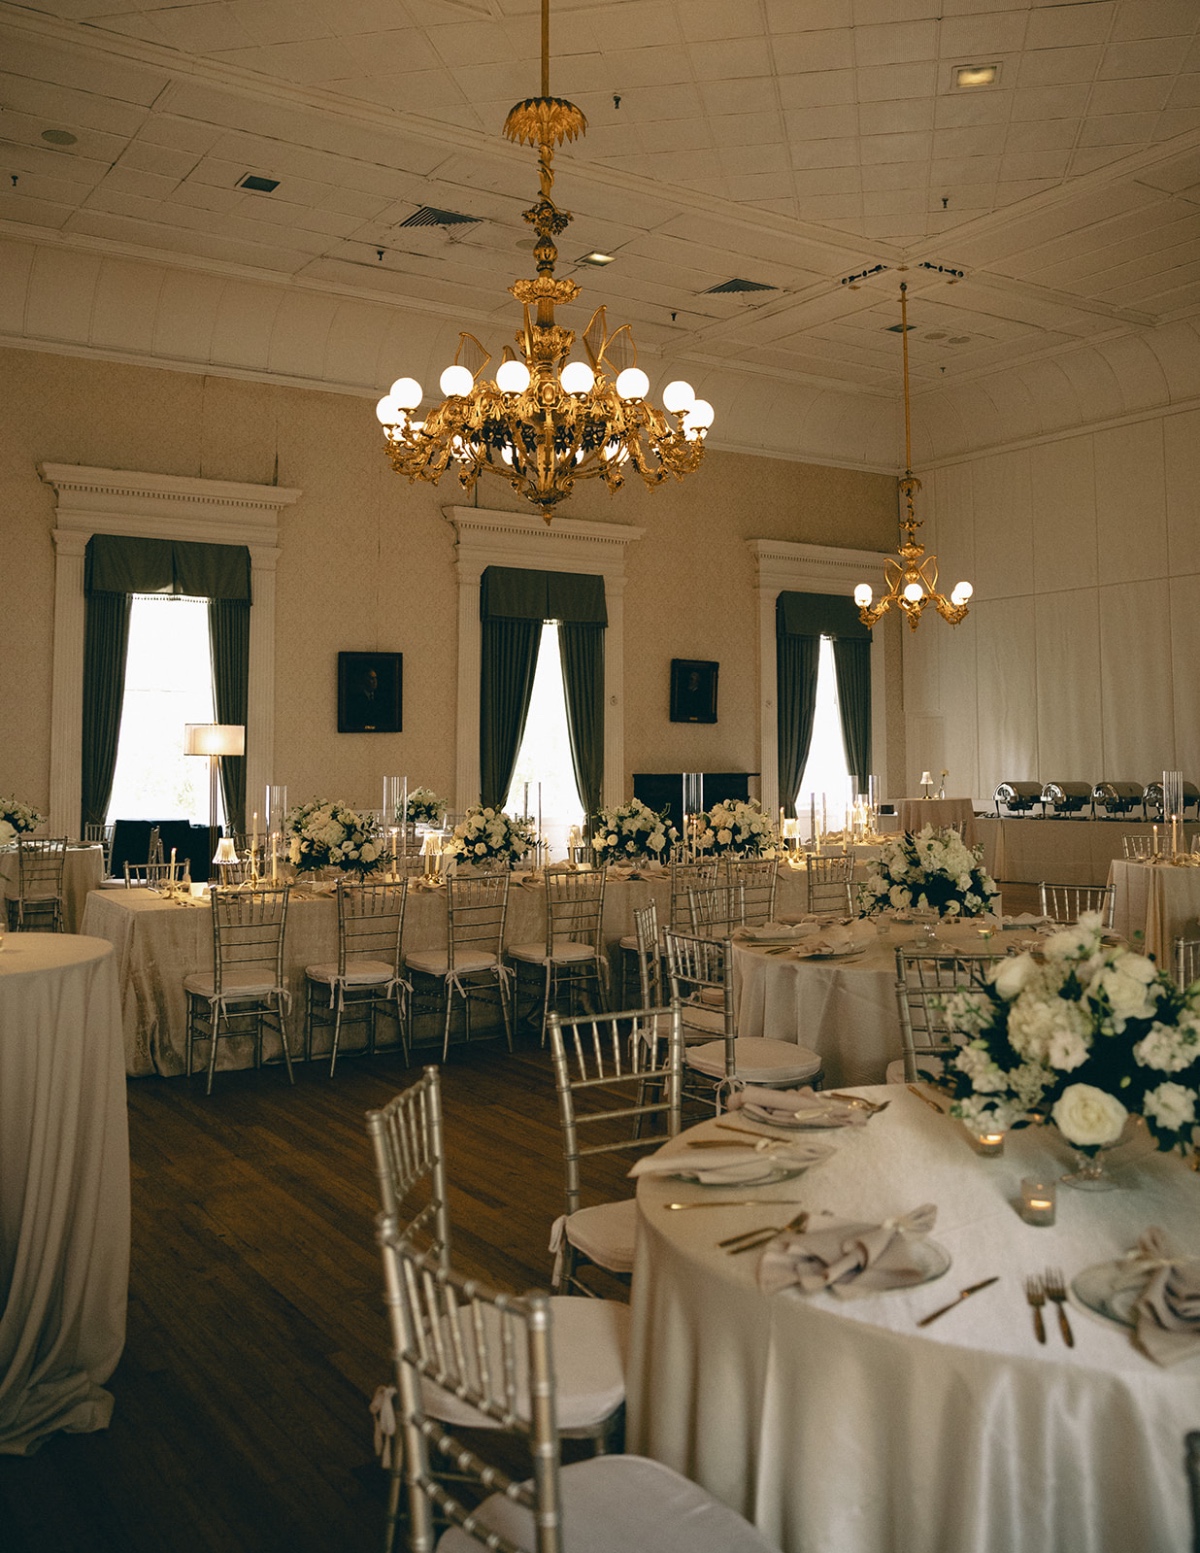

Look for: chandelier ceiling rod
[374,0,713,520]
[854,282,973,631]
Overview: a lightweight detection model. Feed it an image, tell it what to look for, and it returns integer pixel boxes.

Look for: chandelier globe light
[374,0,713,521]
[854,282,972,630]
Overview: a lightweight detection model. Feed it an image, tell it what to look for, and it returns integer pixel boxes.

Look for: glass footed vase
[1060,1142,1120,1191]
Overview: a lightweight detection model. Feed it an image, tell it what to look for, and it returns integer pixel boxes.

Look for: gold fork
[719,1210,809,1254]
[1043,1268,1074,1347]
[1024,1274,1047,1344]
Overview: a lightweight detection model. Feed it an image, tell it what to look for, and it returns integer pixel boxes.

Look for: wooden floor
[0,1031,631,1553]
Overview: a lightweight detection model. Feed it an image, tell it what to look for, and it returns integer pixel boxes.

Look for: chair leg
[205,1003,221,1097]
[276,997,295,1084]
[329,987,345,1077]
[441,977,454,1062]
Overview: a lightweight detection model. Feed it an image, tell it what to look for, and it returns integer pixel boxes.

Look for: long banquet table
[627,1092,1200,1553]
[731,918,1004,1088]
[1109,858,1200,970]
[0,843,105,934]
[83,862,877,1076]
[0,934,130,1454]
[980,818,1200,888]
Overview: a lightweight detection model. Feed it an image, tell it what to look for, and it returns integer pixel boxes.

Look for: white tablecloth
[0,934,130,1455]
[979,819,1200,888]
[83,869,818,1076]
[628,1093,1200,1553]
[1109,858,1200,969]
[0,844,105,934]
[896,798,978,848]
[731,919,1000,1088]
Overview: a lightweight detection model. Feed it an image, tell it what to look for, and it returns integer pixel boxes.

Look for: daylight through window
[505,622,585,858]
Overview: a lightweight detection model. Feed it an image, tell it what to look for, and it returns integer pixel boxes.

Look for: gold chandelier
[854,283,972,630]
[374,0,713,521]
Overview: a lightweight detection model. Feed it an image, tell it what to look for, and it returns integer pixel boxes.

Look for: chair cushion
[564,1197,638,1274]
[686,1037,822,1085]
[618,933,639,950]
[422,1297,629,1436]
[305,959,395,986]
[405,949,498,976]
[183,970,281,1000]
[436,1453,778,1553]
[508,939,599,965]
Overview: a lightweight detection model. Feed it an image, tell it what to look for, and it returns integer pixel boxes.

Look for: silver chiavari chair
[1175,937,1200,991]
[305,878,409,1074]
[404,872,512,1061]
[10,836,67,931]
[508,868,609,1042]
[1123,834,1154,861]
[1039,882,1115,929]
[725,854,779,926]
[668,857,719,929]
[806,853,855,915]
[893,948,1004,1085]
[687,880,746,937]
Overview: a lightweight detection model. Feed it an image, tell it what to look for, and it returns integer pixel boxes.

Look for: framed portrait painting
[670,658,718,724]
[338,652,402,733]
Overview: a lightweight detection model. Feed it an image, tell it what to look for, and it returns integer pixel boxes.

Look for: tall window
[106,595,220,825]
[796,635,853,832]
[504,622,585,858]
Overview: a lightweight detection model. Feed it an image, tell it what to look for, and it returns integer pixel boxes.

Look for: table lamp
[185,723,245,864]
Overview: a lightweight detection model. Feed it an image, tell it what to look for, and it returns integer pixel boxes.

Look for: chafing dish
[993,782,1043,817]
[1143,780,1199,819]
[1039,781,1092,816]
[1092,781,1144,818]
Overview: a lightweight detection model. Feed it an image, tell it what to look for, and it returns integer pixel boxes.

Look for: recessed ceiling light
[948,335,971,344]
[954,64,999,89]
[237,173,280,194]
[924,332,947,341]
[578,251,615,266]
[41,128,77,146]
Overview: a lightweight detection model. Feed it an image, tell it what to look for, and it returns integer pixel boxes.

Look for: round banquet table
[895,797,978,848]
[627,1092,1200,1553]
[0,843,106,934]
[732,919,1004,1088]
[0,934,130,1455]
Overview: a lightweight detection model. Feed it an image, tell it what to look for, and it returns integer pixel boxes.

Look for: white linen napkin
[629,1139,833,1184]
[758,1204,938,1299]
[1111,1228,1200,1366]
[725,1084,869,1129]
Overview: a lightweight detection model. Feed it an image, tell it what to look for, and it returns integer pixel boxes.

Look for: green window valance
[481,566,607,626]
[776,590,868,641]
[85,534,252,602]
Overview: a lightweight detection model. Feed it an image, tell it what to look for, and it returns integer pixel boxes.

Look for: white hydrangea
[1142,1081,1197,1132]
[1007,993,1092,1071]
[1133,1017,1200,1073]
[953,1041,1009,1093]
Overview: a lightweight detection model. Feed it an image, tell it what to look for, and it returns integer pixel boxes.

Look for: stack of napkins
[725,1084,869,1129]
[629,1138,833,1185]
[1120,1228,1200,1366]
[758,1204,938,1299]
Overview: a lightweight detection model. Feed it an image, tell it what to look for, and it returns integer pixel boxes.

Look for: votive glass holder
[974,1131,1005,1157]
[1020,1178,1056,1226]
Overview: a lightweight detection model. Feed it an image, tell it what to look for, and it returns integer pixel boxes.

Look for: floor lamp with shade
[184,723,245,868]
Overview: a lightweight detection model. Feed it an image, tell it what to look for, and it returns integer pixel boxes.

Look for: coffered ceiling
[2,0,1199,411]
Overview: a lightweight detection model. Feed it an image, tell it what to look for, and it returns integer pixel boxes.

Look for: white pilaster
[49,529,88,835]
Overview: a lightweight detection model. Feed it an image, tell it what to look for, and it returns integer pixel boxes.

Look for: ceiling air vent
[237,173,279,193]
[702,278,776,294]
[399,206,481,228]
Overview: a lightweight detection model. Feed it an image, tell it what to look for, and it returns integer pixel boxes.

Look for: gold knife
[907,1083,945,1113]
[916,1276,999,1328]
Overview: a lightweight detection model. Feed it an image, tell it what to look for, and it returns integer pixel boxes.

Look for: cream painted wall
[902,404,1200,807]
[0,346,899,821]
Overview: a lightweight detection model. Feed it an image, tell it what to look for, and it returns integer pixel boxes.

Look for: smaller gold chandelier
[855,283,972,630]
[375,0,712,521]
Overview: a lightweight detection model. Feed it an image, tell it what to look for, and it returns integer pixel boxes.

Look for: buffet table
[627,1093,1200,1553]
[0,843,105,934]
[895,797,977,847]
[980,819,1200,888]
[731,919,1003,1088]
[0,935,129,1455]
[1109,858,1200,970]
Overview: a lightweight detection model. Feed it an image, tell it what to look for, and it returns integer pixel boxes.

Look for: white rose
[1142,1082,1197,1133]
[992,953,1037,1000]
[1051,1083,1127,1148]
[474,842,487,856]
[1089,964,1158,1029]
[0,820,14,846]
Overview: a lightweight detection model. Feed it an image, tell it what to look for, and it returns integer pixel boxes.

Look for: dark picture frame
[670,658,718,724]
[337,651,402,733]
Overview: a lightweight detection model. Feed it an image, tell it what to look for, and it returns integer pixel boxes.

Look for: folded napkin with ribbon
[629,1138,833,1185]
[1116,1228,1200,1366]
[1001,912,1049,929]
[732,922,806,943]
[758,1203,938,1299]
[725,1084,869,1129]
[790,924,861,958]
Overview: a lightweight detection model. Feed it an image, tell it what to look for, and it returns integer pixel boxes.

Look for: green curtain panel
[775,590,868,641]
[776,632,820,812]
[208,599,250,833]
[86,534,251,601]
[480,617,541,810]
[559,622,604,819]
[832,636,872,791]
[480,566,606,625]
[81,592,132,829]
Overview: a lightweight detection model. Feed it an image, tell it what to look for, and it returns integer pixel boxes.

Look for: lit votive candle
[1020,1178,1056,1226]
[975,1131,1005,1156]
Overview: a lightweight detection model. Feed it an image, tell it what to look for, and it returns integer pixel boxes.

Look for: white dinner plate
[1070,1260,1145,1329]
[667,1159,819,1189]
[793,946,866,962]
[742,1101,858,1131]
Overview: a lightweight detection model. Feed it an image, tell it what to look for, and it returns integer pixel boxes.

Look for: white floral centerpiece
[858,824,998,918]
[694,798,776,857]
[944,912,1200,1163]
[591,798,675,864]
[283,799,383,876]
[0,797,45,846]
[446,805,536,869]
[403,787,447,828]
